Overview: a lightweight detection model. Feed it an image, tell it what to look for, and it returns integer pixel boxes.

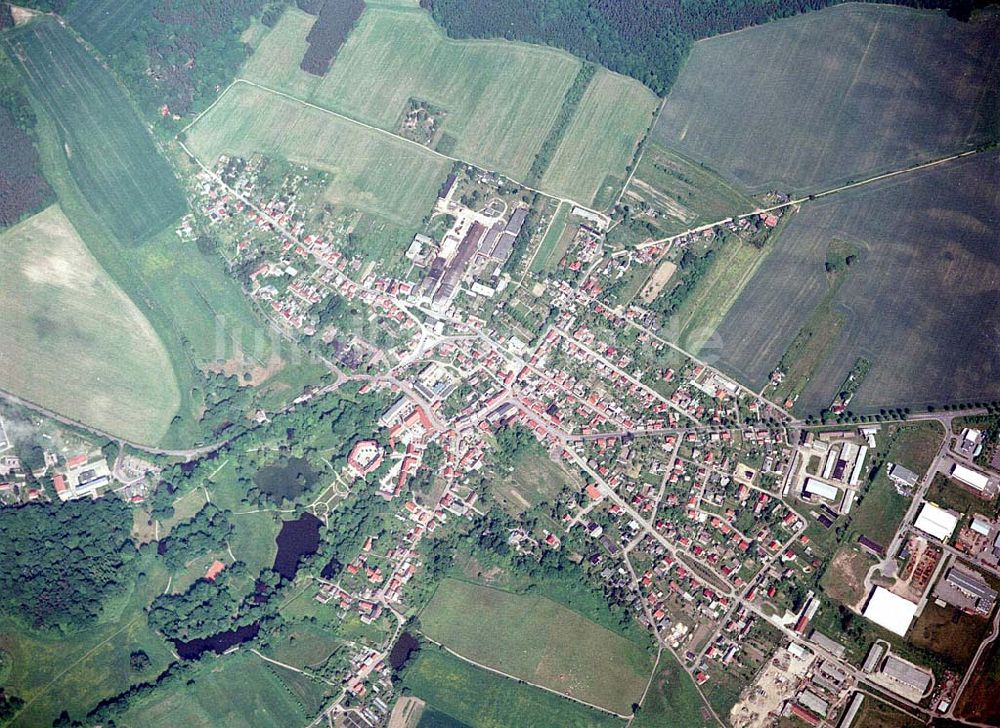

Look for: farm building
[862,587,917,636]
[913,502,959,541]
[951,463,989,492]
[803,478,839,501]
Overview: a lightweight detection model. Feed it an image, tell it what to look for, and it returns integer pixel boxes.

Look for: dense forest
[420,0,987,95]
[0,499,135,630]
[157,503,233,570]
[299,0,365,76]
[0,81,53,227]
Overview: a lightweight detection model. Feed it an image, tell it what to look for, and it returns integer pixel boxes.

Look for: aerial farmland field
[419,579,652,714]
[3,19,187,243]
[654,4,1000,194]
[540,68,658,208]
[244,6,580,180]
[65,0,155,54]
[0,205,179,443]
[186,82,449,227]
[713,150,1000,414]
[401,649,623,728]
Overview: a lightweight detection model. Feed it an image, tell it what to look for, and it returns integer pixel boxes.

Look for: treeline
[0,499,135,630]
[157,503,233,571]
[527,63,595,184]
[300,0,365,76]
[420,0,989,96]
[0,81,53,227]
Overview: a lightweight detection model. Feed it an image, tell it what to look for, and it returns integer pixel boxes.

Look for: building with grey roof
[881,655,931,695]
[888,463,919,490]
[945,567,997,614]
[808,629,847,659]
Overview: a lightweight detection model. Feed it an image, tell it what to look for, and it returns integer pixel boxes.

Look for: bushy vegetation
[299,0,365,76]
[421,0,986,96]
[158,503,234,571]
[0,499,136,631]
[0,78,52,227]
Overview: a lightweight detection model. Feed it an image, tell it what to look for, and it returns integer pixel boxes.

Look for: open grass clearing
[529,201,569,273]
[3,19,186,243]
[714,151,1000,414]
[909,599,992,671]
[244,6,579,180]
[821,546,875,608]
[625,142,758,235]
[65,0,156,55]
[493,450,578,515]
[401,648,623,728]
[264,622,341,671]
[540,69,658,208]
[186,82,448,227]
[631,657,713,728]
[117,651,316,728]
[419,579,652,715]
[654,4,1000,193]
[0,205,179,442]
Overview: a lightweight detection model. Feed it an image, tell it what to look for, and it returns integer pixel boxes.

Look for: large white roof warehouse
[914,502,959,541]
[863,587,917,636]
[952,463,989,492]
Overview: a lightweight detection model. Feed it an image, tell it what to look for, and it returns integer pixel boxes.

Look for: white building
[952,463,989,492]
[914,502,959,541]
[863,587,917,636]
[803,477,839,501]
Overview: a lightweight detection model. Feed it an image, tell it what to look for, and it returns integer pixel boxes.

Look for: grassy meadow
[0,553,174,728]
[402,649,623,728]
[419,579,652,714]
[187,82,449,226]
[0,206,179,442]
[116,651,323,728]
[654,4,1000,193]
[714,150,1000,413]
[3,19,186,243]
[540,69,658,208]
[65,0,155,54]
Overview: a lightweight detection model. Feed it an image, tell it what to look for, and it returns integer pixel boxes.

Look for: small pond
[272,512,322,580]
[253,456,318,504]
[173,622,260,660]
[388,631,420,671]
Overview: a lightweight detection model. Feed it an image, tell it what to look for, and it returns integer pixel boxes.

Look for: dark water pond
[388,631,420,671]
[253,456,317,504]
[272,512,322,580]
[173,622,260,660]
[320,556,342,580]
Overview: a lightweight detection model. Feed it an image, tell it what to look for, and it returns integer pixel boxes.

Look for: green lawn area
[186,82,449,227]
[243,6,580,181]
[493,450,578,514]
[116,651,320,728]
[626,142,757,235]
[529,202,569,273]
[632,657,713,728]
[540,69,658,208]
[3,19,186,243]
[0,205,179,443]
[419,579,652,715]
[0,553,174,728]
[820,545,875,608]
[264,622,340,671]
[402,649,624,728]
[926,473,997,518]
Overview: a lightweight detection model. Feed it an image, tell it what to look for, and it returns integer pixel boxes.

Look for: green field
[65,0,155,54]
[3,19,187,243]
[540,69,658,208]
[245,6,579,180]
[625,142,758,235]
[0,554,174,728]
[0,205,179,442]
[419,579,652,714]
[243,6,656,206]
[631,658,713,728]
[117,651,321,728]
[529,202,569,273]
[654,4,1000,193]
[715,150,1000,413]
[402,649,623,728]
[186,82,448,227]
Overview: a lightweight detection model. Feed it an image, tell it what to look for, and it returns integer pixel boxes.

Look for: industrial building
[862,587,917,636]
[914,502,959,541]
[803,477,839,501]
[952,463,989,492]
[944,567,997,615]
[880,654,932,696]
[888,463,919,490]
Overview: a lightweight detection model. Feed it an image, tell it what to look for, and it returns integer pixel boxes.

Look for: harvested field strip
[185,82,449,227]
[654,4,1000,193]
[530,202,569,273]
[0,205,179,443]
[419,579,652,714]
[3,19,186,243]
